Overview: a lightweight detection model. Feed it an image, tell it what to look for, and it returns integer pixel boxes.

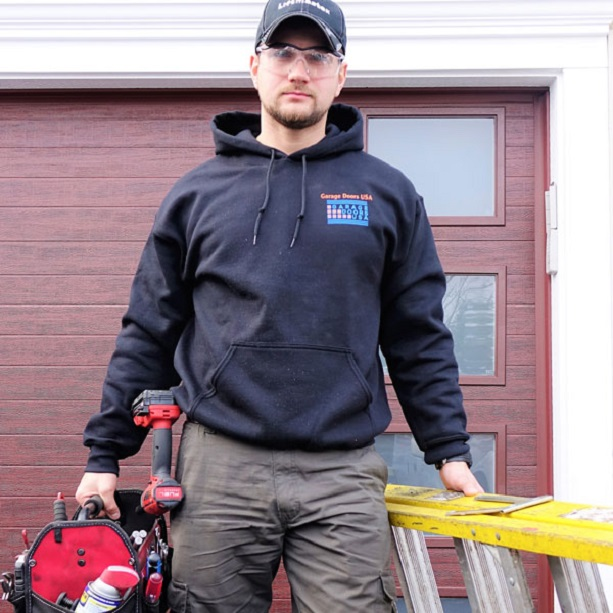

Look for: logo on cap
[278,0,331,16]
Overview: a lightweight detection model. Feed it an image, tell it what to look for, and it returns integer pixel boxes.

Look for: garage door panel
[464,399,536,435]
[507,176,535,206]
[0,366,106,399]
[507,466,539,498]
[506,117,534,147]
[0,337,116,366]
[461,366,536,400]
[0,94,259,120]
[426,551,465,593]
[0,147,210,178]
[508,305,536,335]
[385,398,537,434]
[2,401,115,435]
[0,435,90,468]
[508,335,537,366]
[0,242,141,274]
[438,242,535,272]
[507,434,538,465]
[0,207,157,241]
[0,436,166,472]
[0,500,82,528]
[0,275,132,305]
[433,207,534,241]
[506,145,535,177]
[0,89,547,612]
[508,274,535,305]
[0,306,125,335]
[0,178,175,208]
[0,119,213,148]
[0,468,149,501]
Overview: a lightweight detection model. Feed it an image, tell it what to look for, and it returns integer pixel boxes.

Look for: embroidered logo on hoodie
[326,198,369,227]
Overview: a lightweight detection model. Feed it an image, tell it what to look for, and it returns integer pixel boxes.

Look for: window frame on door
[445,265,507,386]
[363,106,506,226]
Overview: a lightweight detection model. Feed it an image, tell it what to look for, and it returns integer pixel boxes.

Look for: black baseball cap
[256,0,347,55]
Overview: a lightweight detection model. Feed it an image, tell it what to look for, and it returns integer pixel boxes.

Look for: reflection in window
[380,274,496,377]
[375,432,495,493]
[368,117,495,217]
[444,275,496,376]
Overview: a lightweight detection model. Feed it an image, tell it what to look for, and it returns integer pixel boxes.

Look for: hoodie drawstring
[290,156,307,249]
[253,149,276,246]
[253,153,308,249]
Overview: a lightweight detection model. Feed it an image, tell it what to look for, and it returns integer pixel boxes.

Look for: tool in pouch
[73,565,140,613]
[2,490,171,613]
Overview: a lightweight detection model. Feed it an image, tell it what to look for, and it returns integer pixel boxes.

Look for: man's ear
[250,55,259,89]
[335,62,348,97]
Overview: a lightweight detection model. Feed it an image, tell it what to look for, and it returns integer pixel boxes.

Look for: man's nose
[288,57,311,80]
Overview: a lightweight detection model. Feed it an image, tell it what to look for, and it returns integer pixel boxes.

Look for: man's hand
[439,462,484,496]
[75,472,121,519]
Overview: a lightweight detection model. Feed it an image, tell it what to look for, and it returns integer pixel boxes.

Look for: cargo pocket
[380,569,399,612]
[166,580,188,613]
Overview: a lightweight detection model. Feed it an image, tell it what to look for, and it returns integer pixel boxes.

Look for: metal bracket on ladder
[454,538,535,612]
[548,557,610,612]
[391,526,443,612]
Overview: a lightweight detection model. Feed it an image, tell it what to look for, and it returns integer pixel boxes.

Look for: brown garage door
[0,89,550,612]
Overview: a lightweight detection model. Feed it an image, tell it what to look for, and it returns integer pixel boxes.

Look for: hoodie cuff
[85,446,120,476]
[424,440,471,467]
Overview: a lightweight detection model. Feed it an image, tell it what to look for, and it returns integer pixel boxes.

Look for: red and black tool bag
[8,490,169,613]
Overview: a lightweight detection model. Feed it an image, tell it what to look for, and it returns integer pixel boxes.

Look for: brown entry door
[342,89,550,611]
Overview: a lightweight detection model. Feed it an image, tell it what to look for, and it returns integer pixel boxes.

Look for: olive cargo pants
[167,421,397,612]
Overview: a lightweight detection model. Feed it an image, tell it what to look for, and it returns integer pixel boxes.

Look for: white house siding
[0,0,612,608]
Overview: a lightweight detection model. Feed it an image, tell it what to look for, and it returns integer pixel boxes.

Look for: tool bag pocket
[7,490,169,613]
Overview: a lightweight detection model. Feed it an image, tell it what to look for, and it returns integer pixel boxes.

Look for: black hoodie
[84,103,470,474]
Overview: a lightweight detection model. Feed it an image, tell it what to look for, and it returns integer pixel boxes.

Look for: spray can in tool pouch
[75,566,140,613]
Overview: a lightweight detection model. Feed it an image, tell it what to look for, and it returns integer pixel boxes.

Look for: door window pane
[375,432,495,493]
[368,117,495,217]
[444,274,496,376]
[380,274,497,378]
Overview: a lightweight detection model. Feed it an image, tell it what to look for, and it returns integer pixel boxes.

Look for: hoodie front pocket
[198,343,374,449]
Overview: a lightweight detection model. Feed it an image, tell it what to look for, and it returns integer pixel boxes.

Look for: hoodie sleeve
[83,192,194,475]
[379,191,470,466]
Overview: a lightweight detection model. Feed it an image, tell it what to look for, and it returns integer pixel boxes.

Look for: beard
[261,97,328,130]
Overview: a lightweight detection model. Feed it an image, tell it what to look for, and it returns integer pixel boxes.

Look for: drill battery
[131,390,181,427]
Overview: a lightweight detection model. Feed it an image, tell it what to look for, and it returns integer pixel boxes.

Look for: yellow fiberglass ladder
[386,485,613,612]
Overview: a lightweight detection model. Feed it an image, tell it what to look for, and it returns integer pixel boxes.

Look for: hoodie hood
[212,103,364,160]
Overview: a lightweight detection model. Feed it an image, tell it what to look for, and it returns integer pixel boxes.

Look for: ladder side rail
[548,556,610,613]
[390,525,444,613]
[454,537,535,613]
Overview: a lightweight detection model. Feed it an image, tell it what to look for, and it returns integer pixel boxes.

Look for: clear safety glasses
[256,43,344,78]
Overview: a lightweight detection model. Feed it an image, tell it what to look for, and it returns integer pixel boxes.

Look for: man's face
[250,20,347,131]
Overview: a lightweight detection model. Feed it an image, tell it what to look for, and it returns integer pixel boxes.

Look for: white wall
[1,0,613,605]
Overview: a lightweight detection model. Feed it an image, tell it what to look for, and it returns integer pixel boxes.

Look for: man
[76,0,483,610]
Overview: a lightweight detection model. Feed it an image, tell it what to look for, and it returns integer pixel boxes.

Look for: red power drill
[132,390,184,515]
